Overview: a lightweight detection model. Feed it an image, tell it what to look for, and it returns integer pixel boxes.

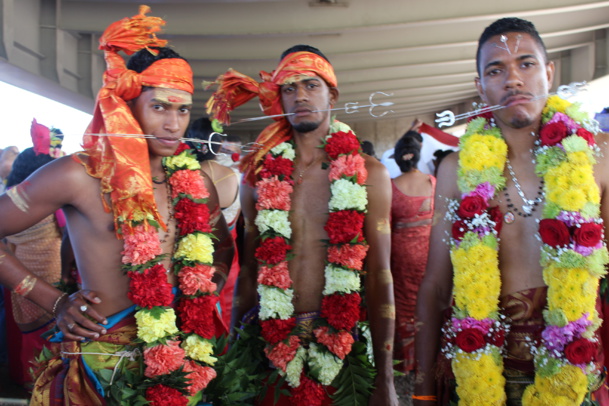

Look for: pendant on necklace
[522,205,532,215]
[504,211,515,224]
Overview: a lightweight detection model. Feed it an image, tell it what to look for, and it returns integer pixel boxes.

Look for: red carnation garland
[254,123,369,404]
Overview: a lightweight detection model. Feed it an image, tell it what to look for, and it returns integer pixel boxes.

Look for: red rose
[324,131,361,159]
[174,199,212,235]
[488,206,503,234]
[455,328,486,353]
[573,222,603,247]
[540,121,568,146]
[291,374,326,406]
[321,293,361,331]
[564,338,597,365]
[325,210,365,244]
[174,143,190,155]
[128,265,174,309]
[452,220,468,240]
[145,384,188,406]
[260,155,294,179]
[260,318,296,345]
[486,328,505,347]
[576,127,595,146]
[256,236,292,264]
[539,219,571,247]
[457,195,488,219]
[177,295,218,339]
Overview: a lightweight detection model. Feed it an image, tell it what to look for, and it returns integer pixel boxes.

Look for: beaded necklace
[446,96,608,405]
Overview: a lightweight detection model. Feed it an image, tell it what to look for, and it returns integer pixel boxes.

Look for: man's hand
[54,290,108,341]
[369,375,398,406]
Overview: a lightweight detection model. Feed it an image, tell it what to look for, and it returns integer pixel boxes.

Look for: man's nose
[504,67,524,89]
[295,85,308,102]
[164,111,180,133]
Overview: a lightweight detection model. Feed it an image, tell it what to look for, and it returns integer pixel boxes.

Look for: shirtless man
[0,8,233,405]
[207,45,398,405]
[414,18,609,405]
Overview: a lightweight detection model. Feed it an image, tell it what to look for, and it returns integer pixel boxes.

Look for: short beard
[293,121,320,133]
[510,116,534,129]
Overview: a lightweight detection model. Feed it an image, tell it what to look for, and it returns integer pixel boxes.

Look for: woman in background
[390,132,436,403]
[4,120,65,390]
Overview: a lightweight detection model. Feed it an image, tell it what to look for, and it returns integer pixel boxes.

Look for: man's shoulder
[364,154,390,182]
[34,153,96,187]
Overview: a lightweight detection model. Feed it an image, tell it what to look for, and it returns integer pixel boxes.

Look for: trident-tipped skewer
[83,132,263,155]
[236,91,395,123]
[434,81,588,128]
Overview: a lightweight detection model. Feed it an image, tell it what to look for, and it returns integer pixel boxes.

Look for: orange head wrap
[206,51,336,185]
[79,5,194,233]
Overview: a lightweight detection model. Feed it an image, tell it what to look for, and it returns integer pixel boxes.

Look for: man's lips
[155,137,180,145]
[502,94,533,107]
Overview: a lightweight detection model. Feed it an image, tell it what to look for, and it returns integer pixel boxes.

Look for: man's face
[475,32,554,130]
[129,87,192,158]
[280,76,338,133]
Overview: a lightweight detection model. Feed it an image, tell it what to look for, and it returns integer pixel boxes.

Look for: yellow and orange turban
[79,6,194,233]
[206,51,336,185]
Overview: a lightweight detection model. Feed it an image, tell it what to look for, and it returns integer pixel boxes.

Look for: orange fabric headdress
[206,51,336,185]
[80,5,193,233]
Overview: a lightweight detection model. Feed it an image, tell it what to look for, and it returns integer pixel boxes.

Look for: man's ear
[474,77,488,104]
[329,87,339,107]
[546,60,555,89]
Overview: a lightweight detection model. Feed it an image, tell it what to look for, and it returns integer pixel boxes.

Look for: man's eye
[487,68,501,76]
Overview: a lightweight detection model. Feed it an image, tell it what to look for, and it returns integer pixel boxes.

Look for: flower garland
[255,120,369,403]
[121,144,219,405]
[446,95,608,405]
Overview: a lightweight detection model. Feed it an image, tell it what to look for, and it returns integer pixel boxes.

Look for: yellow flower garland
[449,96,608,405]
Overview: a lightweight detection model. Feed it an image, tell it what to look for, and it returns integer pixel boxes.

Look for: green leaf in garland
[330,341,376,406]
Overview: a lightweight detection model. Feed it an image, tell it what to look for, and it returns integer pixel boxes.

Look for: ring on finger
[80,305,88,312]
[68,323,75,330]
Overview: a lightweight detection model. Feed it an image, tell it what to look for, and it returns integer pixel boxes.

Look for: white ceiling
[3,0,609,135]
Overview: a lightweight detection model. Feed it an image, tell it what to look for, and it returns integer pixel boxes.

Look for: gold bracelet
[14,275,37,296]
[52,293,68,316]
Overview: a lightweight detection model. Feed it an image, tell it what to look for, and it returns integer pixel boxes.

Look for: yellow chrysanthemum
[135,308,179,343]
[566,151,592,167]
[164,154,201,170]
[182,334,217,365]
[460,135,507,172]
[453,353,506,405]
[175,233,214,264]
[543,95,571,115]
[556,188,587,212]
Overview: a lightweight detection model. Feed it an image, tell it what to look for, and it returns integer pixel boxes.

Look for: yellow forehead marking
[154,88,192,105]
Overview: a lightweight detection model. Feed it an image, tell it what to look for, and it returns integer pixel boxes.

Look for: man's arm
[202,171,235,292]
[413,153,459,405]
[0,157,107,340]
[230,181,259,332]
[362,157,398,406]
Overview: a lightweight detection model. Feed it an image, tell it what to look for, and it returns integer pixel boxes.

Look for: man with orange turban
[0,6,233,405]
[208,45,398,406]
